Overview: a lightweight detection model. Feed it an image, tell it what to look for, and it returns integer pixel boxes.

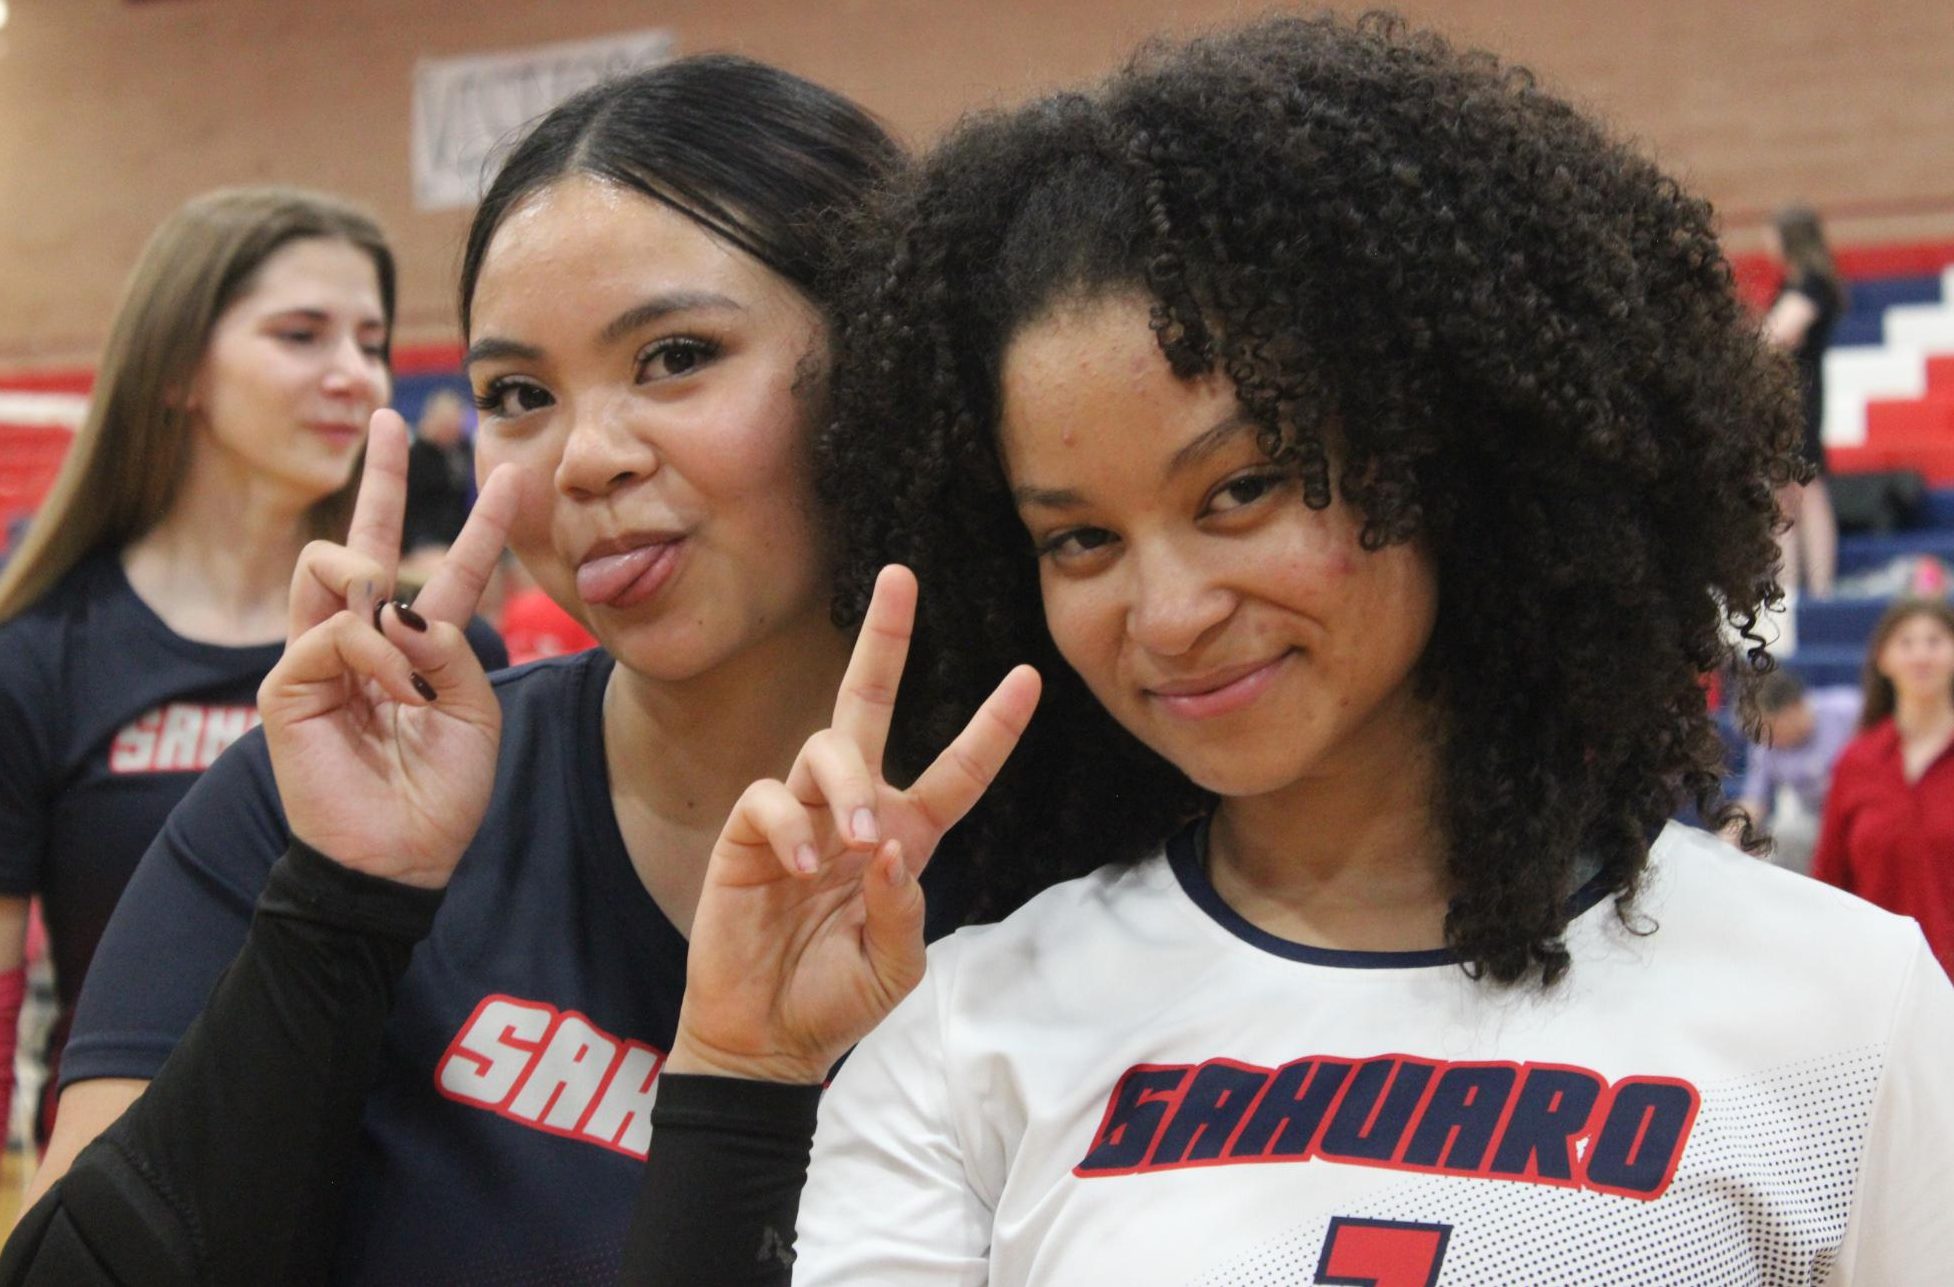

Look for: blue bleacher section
[395,373,472,428]
[1921,489,1954,529]
[1831,272,1944,349]
[1835,529,1954,577]
[1785,485,1954,688]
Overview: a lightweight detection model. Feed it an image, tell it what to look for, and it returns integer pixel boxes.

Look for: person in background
[400,387,475,557]
[497,574,599,665]
[1733,669,1861,874]
[0,188,504,1159]
[624,17,1950,1280]
[1815,598,1954,978]
[9,56,942,1286]
[1763,203,1844,599]
[5,21,1950,1286]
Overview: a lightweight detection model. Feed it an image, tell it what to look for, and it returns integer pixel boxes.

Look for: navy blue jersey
[76,648,910,1285]
[0,549,506,1129]
[0,551,277,1041]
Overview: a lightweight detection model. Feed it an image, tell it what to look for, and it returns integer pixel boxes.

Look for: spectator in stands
[1764,204,1844,598]
[401,387,475,556]
[0,188,505,1158]
[498,579,598,665]
[1815,598,1954,977]
[1733,669,1861,874]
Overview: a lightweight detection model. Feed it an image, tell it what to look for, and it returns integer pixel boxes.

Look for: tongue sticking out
[577,544,665,606]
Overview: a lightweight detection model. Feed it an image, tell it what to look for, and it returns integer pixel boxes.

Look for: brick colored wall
[2,0,1949,370]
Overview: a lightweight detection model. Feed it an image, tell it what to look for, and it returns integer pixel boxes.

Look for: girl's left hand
[668,566,1041,1084]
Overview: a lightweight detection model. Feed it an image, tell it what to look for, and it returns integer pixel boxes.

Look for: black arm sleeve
[0,840,443,1287]
[620,1074,823,1285]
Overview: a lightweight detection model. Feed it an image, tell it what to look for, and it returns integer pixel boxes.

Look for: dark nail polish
[372,599,387,632]
[394,601,429,632]
[411,673,437,702]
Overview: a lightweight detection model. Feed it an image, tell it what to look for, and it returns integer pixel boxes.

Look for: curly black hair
[818,11,1805,984]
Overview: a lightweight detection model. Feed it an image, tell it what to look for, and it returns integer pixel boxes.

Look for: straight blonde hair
[0,186,395,622]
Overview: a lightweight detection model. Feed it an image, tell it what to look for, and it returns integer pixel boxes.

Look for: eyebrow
[1010,413,1260,510]
[464,290,744,370]
[463,336,543,369]
[1167,415,1259,476]
[598,291,743,345]
[262,307,386,330]
[1011,484,1085,510]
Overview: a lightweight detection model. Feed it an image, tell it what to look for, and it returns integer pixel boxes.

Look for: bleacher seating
[1709,240,1954,688]
[0,425,74,554]
[9,257,1954,682]
[1809,263,1954,465]
[0,344,471,556]
[1783,480,1954,691]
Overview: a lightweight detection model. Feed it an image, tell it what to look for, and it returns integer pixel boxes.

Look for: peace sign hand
[259,409,520,889]
[669,565,1041,1084]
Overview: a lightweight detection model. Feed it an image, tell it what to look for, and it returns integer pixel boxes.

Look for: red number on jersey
[1314,1217,1452,1287]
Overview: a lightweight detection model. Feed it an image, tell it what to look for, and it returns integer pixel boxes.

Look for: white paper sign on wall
[411,30,675,211]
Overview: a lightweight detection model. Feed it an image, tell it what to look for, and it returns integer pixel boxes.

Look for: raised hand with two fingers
[668,565,1042,1084]
[259,408,521,890]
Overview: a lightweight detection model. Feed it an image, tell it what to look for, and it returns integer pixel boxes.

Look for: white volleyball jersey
[797,823,1954,1285]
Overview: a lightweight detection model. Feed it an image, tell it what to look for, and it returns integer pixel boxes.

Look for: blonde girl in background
[0,188,502,1173]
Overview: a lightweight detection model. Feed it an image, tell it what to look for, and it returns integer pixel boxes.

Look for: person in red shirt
[1814,598,1954,977]
[498,582,597,666]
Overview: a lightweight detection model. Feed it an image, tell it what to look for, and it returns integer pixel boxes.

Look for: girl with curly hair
[16,14,1946,1286]
[637,13,1954,1283]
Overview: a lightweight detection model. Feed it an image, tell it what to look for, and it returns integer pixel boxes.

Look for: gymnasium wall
[2,0,1950,371]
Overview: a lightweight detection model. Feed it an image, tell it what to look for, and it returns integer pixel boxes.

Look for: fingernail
[372,598,387,632]
[852,808,879,845]
[411,673,437,702]
[794,844,819,875]
[885,842,905,886]
[394,601,429,632]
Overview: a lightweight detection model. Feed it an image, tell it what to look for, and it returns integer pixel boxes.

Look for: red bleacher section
[0,341,466,398]
[1829,355,1954,483]
[0,370,94,395]
[1732,239,1954,485]
[0,427,72,541]
[1728,238,1954,311]
[0,343,469,553]
[10,250,1954,542]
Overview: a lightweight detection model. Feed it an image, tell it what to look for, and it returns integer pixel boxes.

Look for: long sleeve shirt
[1814,717,1954,979]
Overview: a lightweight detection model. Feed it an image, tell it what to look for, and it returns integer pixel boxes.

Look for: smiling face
[1876,611,1954,708]
[999,293,1440,800]
[465,175,837,682]
[189,236,390,503]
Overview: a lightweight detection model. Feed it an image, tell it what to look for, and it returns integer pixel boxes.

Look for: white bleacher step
[1823,346,1926,446]
[1883,303,1954,351]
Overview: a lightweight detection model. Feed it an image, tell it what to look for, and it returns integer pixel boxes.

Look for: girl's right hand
[258,410,521,889]
[668,565,1041,1084]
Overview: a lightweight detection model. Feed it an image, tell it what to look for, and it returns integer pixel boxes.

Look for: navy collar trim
[1165,817,1616,970]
